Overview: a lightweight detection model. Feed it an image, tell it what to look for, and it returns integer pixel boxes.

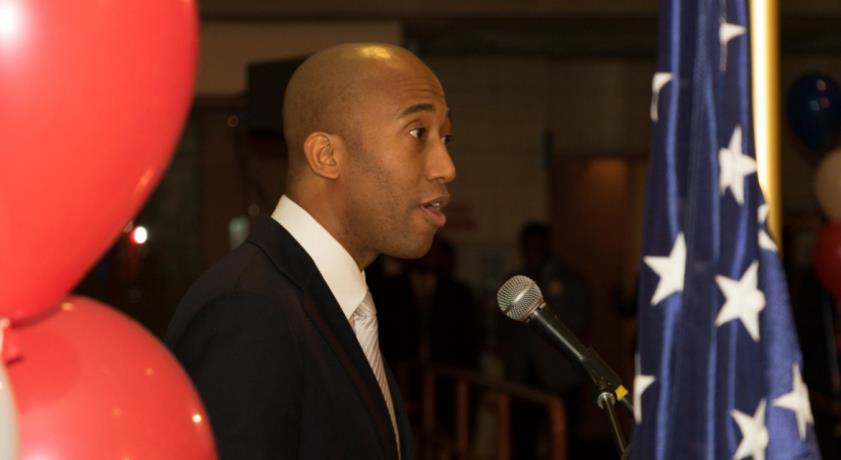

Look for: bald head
[282,43,438,178]
[278,42,454,268]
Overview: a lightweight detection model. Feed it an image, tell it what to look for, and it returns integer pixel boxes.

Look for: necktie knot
[355,292,377,319]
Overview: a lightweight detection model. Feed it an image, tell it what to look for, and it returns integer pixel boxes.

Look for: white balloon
[0,362,18,460]
[815,150,841,221]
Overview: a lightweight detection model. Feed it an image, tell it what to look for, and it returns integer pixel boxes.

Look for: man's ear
[302,132,341,179]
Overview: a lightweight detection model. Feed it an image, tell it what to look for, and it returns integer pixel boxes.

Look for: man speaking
[165,43,456,459]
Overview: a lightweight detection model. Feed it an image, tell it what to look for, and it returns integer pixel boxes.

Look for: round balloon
[815,149,841,221]
[786,73,841,153]
[0,1,198,323]
[6,296,216,459]
[814,223,841,298]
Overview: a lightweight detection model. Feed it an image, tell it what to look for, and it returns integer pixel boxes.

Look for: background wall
[197,21,402,94]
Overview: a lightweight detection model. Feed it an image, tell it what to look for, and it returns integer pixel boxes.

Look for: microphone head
[497,275,544,322]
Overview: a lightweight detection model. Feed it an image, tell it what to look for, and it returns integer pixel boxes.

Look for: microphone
[497,275,632,412]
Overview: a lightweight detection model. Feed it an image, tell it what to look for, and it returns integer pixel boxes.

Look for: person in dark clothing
[374,237,481,371]
[370,236,482,435]
[503,222,591,459]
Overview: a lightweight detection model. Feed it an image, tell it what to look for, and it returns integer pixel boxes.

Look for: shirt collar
[271,195,368,320]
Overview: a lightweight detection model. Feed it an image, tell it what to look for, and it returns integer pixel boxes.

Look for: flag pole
[750,0,782,245]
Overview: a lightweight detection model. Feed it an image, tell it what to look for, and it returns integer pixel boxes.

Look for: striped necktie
[352,291,400,453]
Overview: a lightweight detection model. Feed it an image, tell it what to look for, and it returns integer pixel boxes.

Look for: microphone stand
[577,346,632,459]
[597,391,627,458]
[517,299,634,458]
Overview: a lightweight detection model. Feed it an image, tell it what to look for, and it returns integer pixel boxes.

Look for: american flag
[631,0,822,458]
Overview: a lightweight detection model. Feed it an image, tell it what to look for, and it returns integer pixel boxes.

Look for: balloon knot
[0,319,21,364]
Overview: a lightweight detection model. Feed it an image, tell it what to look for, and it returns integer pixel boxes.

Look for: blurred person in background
[370,236,482,432]
[503,222,591,459]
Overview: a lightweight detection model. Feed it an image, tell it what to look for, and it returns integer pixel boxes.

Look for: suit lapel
[248,216,400,460]
[302,292,400,460]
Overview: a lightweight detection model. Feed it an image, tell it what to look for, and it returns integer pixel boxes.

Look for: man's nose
[428,141,456,184]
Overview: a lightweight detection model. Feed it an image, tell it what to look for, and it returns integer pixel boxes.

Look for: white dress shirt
[271,195,368,322]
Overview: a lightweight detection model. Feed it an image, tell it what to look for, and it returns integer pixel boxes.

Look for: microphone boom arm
[528,304,633,414]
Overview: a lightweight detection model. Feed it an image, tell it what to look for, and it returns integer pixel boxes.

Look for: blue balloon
[786,73,841,153]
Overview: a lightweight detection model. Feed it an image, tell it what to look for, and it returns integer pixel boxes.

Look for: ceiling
[198,0,841,58]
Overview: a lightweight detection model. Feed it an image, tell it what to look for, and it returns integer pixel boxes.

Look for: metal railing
[417,364,567,460]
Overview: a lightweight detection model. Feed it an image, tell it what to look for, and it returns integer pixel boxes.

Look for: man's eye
[442,134,453,145]
[409,127,427,139]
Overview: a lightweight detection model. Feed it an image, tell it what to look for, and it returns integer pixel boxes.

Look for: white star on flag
[731,399,769,460]
[757,204,777,251]
[719,20,746,71]
[719,126,757,205]
[720,22,746,45]
[643,232,686,305]
[772,363,814,440]
[715,261,766,342]
[633,354,655,423]
[650,72,674,122]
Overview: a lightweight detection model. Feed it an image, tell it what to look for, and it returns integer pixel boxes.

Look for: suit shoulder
[165,242,303,347]
[199,242,298,293]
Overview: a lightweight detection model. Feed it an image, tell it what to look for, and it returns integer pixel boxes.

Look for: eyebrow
[399,103,452,121]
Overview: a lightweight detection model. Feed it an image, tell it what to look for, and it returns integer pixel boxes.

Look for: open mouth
[421,196,449,228]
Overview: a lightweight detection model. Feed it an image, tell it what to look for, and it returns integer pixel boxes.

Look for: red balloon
[814,223,841,298]
[6,296,216,459]
[0,1,197,323]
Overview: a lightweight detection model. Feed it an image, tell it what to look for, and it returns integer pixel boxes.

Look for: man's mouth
[421,196,449,228]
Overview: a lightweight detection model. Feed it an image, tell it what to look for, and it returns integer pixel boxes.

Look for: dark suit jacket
[166,216,412,460]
